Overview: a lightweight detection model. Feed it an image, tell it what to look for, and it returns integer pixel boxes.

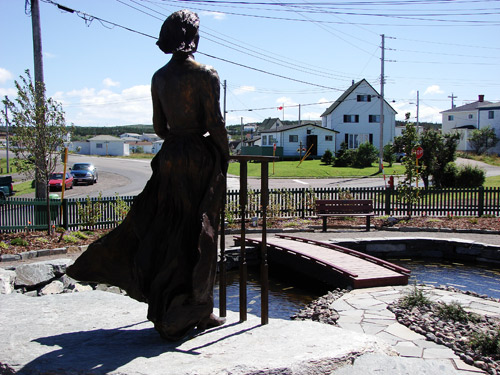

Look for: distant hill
[71,124,154,140]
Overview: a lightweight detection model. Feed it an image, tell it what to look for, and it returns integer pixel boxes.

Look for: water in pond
[392,259,500,299]
[213,268,329,320]
[214,260,500,320]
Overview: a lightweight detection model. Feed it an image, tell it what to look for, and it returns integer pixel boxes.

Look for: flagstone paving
[332,285,500,374]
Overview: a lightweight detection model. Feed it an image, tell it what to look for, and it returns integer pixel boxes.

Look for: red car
[48,172,74,191]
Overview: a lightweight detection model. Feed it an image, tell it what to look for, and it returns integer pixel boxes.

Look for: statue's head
[157,10,200,54]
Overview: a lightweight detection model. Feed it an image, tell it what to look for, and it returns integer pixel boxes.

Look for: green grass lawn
[228,159,405,178]
[485,175,500,188]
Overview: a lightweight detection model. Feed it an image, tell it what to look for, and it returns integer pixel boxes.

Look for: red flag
[277,106,283,110]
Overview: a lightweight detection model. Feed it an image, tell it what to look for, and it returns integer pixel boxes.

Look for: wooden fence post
[385,188,392,216]
[478,186,484,217]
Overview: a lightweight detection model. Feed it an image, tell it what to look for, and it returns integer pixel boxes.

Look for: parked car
[48,172,74,191]
[395,152,406,162]
[70,163,98,185]
[0,175,15,201]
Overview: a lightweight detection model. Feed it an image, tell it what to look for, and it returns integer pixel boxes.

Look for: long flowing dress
[66,53,229,341]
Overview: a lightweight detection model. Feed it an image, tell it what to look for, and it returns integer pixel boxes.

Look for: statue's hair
[156,10,200,54]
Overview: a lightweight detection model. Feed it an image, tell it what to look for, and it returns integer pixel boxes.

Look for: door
[306,135,318,156]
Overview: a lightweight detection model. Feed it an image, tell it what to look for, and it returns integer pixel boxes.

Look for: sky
[1,0,499,127]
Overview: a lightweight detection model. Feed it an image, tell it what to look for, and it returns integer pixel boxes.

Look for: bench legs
[322,216,327,232]
[366,215,371,231]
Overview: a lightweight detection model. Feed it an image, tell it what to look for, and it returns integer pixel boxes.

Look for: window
[346,133,371,149]
[343,114,359,123]
[489,111,495,119]
[468,114,474,119]
[448,115,454,121]
[262,135,267,146]
[307,129,312,135]
[325,135,333,141]
[289,135,298,142]
[96,143,103,149]
[357,95,371,102]
[369,115,380,123]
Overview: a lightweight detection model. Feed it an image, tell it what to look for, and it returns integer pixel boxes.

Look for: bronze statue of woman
[67,10,229,341]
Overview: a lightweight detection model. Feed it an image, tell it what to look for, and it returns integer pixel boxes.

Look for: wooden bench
[315,199,375,232]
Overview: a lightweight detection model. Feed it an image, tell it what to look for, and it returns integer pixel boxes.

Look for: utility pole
[448,93,457,109]
[416,90,420,133]
[240,117,244,150]
[379,34,385,172]
[30,0,46,200]
[5,102,10,173]
[223,80,227,124]
[298,104,301,126]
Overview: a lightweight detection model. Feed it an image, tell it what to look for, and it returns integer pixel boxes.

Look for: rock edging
[0,257,123,296]
[0,245,88,263]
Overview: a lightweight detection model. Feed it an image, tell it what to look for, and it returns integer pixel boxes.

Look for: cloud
[233,86,256,95]
[0,68,13,84]
[103,78,120,88]
[200,11,226,20]
[56,85,152,126]
[276,97,297,107]
[0,88,17,97]
[424,85,444,96]
[393,101,443,123]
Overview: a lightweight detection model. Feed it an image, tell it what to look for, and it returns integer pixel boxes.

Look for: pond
[214,260,500,321]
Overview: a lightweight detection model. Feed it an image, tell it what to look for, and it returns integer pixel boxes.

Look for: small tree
[1,70,68,234]
[419,130,460,188]
[468,126,499,155]
[394,122,420,217]
[321,149,334,165]
[383,143,396,167]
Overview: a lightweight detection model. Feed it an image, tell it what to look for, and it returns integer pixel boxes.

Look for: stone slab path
[332,285,500,374]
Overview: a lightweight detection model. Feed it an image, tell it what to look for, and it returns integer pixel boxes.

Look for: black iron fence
[1,187,500,233]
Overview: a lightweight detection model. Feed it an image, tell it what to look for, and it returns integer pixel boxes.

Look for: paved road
[3,150,500,198]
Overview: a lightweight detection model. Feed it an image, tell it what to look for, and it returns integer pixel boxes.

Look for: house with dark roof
[441,95,500,153]
[321,79,397,152]
[243,123,338,159]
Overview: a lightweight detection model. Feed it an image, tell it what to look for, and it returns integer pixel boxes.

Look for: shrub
[437,301,479,323]
[321,149,334,165]
[352,142,378,168]
[383,143,395,167]
[63,234,79,244]
[333,142,354,167]
[470,328,500,356]
[73,231,89,240]
[398,284,431,308]
[11,238,28,246]
[441,162,458,187]
[0,241,8,250]
[455,164,485,187]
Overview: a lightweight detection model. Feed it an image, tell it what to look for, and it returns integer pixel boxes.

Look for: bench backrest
[316,199,373,214]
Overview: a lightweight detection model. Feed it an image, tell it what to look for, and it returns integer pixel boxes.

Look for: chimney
[479,95,484,102]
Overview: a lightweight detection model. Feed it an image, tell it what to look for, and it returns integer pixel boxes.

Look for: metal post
[219,183,227,317]
[239,160,248,322]
[260,161,269,325]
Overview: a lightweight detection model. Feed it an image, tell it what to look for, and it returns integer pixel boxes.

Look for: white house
[88,135,129,156]
[441,95,500,153]
[248,123,338,158]
[321,79,397,152]
[120,133,141,140]
[141,133,161,142]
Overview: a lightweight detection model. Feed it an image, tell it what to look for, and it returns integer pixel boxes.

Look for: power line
[41,0,344,90]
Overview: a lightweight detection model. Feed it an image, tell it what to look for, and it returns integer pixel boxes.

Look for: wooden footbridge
[240,234,410,289]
